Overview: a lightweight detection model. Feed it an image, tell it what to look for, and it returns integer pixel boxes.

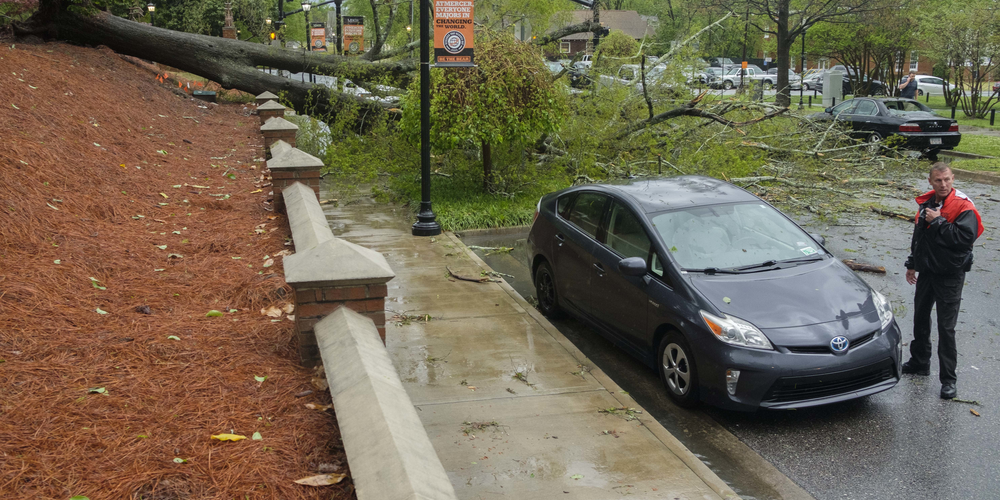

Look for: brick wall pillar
[261,117,299,149]
[255,91,279,107]
[293,283,390,364]
[258,100,286,124]
[267,143,324,212]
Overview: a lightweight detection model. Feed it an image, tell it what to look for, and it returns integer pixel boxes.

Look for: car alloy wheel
[658,333,699,407]
[723,80,734,90]
[534,261,563,318]
[917,89,924,96]
[866,132,883,154]
[763,80,773,90]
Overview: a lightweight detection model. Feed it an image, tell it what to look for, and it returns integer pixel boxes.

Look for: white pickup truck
[715,67,768,90]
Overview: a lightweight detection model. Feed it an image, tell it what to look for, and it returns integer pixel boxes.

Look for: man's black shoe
[901,360,930,376]
[941,383,957,399]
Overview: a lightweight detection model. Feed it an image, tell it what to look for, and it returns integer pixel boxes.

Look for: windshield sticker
[800,246,817,255]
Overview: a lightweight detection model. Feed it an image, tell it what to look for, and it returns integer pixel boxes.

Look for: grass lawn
[952,134,1000,157]
[947,159,1000,172]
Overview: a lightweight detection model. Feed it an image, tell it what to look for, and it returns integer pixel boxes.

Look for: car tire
[723,80,734,90]
[917,89,924,97]
[763,80,773,90]
[534,261,563,318]
[658,332,699,408]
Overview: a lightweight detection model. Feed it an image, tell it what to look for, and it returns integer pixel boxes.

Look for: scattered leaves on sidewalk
[461,421,504,438]
[598,407,642,421]
[293,473,346,486]
[211,433,246,442]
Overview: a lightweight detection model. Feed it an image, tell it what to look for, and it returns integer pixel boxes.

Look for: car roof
[574,176,759,214]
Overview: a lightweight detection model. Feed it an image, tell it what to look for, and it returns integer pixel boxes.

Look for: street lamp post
[302,1,311,52]
[147,2,155,27]
[799,28,806,109]
[412,0,440,236]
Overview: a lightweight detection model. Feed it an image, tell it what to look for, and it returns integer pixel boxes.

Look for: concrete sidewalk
[324,198,738,500]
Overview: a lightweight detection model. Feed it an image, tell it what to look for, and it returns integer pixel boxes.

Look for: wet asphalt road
[459,173,1000,500]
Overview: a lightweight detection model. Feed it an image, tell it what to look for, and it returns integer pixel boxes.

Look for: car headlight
[700,311,774,350]
[872,289,893,330]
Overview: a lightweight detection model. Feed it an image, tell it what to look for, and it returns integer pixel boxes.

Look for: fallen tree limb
[446,266,493,283]
[870,206,913,221]
[842,259,886,274]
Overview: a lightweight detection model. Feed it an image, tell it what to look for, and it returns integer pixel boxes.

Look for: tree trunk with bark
[14,0,414,124]
[775,1,790,108]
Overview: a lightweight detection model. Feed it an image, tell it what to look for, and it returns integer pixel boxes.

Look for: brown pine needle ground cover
[0,41,354,499]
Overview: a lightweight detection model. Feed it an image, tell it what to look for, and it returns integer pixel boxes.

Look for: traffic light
[269,31,276,41]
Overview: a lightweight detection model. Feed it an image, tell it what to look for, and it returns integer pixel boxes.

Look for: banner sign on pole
[434,1,474,67]
[310,22,326,52]
[343,16,365,55]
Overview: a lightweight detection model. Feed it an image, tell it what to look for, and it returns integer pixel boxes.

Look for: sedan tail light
[898,122,922,132]
[949,122,959,132]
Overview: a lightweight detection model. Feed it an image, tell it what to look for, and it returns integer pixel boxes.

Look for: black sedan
[808,98,960,157]
[527,176,901,411]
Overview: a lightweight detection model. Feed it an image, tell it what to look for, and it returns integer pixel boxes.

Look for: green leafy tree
[592,29,641,74]
[400,30,566,191]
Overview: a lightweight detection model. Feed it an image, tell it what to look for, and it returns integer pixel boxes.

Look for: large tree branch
[618,94,788,138]
[532,21,603,46]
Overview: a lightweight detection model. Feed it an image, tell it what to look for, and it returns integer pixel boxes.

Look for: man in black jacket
[902,164,984,399]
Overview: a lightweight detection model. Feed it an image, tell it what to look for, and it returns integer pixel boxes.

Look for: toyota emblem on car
[830,336,850,354]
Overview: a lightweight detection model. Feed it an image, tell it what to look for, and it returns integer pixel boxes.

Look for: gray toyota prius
[527,176,901,411]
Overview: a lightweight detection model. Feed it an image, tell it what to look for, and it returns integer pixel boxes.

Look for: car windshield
[651,202,825,270]
[882,100,933,116]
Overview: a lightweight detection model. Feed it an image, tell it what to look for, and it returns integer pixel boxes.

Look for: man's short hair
[929,162,952,176]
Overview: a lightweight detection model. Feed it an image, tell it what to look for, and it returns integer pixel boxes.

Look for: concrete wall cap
[269,140,293,159]
[256,91,279,100]
[315,307,457,500]
[285,238,395,286]
[267,147,324,170]
[258,100,286,111]
[283,182,336,250]
[261,117,299,131]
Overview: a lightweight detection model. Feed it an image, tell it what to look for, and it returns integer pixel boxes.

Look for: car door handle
[593,263,605,273]
[555,234,565,247]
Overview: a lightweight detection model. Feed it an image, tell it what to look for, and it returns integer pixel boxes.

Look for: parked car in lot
[807,97,960,157]
[528,176,902,411]
[702,67,725,85]
[765,68,802,90]
[711,67,765,89]
[811,75,887,96]
[897,75,948,97]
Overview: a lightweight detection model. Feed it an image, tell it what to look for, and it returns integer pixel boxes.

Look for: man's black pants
[910,271,965,383]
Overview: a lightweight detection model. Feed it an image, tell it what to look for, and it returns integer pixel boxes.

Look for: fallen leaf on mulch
[261,305,282,318]
[210,433,246,442]
[304,403,332,411]
[262,258,274,268]
[294,473,346,486]
[205,310,224,317]
[281,303,294,314]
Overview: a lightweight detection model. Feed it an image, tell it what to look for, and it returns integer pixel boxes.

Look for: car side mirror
[809,233,826,246]
[618,257,647,276]
[824,107,832,114]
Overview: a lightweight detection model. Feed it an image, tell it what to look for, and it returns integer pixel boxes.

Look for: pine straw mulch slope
[0,41,355,500]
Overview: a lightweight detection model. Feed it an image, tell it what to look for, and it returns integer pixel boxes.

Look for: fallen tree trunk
[15,5,412,121]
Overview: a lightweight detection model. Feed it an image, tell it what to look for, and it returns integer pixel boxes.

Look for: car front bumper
[696,320,902,411]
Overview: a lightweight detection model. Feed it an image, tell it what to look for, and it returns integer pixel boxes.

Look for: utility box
[193,90,217,103]
[822,70,843,108]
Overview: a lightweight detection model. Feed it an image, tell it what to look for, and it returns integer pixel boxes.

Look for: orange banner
[310,23,326,52]
[343,16,364,55]
[434,0,474,66]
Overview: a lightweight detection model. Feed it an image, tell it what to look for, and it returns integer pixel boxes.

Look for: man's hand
[906,269,917,285]
[924,207,941,222]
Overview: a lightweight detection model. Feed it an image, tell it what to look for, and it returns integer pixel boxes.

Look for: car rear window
[566,192,607,239]
[883,99,934,116]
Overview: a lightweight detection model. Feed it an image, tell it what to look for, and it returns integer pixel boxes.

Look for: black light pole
[335,0,343,55]
[412,0,441,236]
[147,2,155,27]
[799,27,806,109]
[302,1,311,52]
